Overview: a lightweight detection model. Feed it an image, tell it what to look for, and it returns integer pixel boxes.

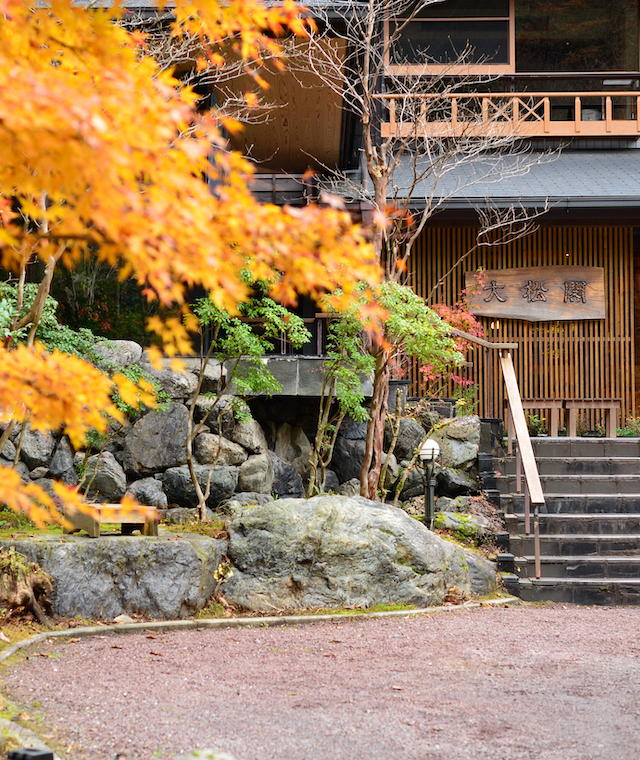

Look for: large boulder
[48,436,74,477]
[194,433,247,466]
[237,454,274,495]
[190,361,225,395]
[431,415,481,470]
[7,536,226,620]
[82,451,127,501]
[398,466,426,501]
[384,418,427,462]
[230,418,268,455]
[434,512,497,546]
[163,464,238,508]
[139,355,199,400]
[331,418,367,483]
[1,456,29,480]
[1,438,16,461]
[196,395,235,436]
[19,428,56,470]
[274,423,311,472]
[436,466,480,497]
[121,403,189,476]
[381,452,399,491]
[268,452,305,498]
[93,339,143,369]
[223,495,497,611]
[126,477,169,509]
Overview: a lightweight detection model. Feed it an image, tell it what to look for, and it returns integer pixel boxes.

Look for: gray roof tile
[386,150,640,208]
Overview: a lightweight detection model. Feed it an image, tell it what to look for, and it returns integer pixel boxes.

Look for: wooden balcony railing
[377,91,640,139]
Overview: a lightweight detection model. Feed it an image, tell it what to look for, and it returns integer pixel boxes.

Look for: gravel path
[3,604,640,760]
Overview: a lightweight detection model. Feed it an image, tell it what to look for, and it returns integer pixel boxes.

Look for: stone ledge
[2,535,227,621]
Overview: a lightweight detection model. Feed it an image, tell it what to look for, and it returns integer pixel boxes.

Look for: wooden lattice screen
[410,225,636,429]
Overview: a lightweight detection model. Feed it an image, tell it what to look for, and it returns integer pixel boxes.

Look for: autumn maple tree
[0,0,381,524]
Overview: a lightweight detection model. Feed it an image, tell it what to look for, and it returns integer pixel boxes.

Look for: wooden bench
[565,399,621,438]
[505,399,563,447]
[505,398,621,444]
[64,504,160,538]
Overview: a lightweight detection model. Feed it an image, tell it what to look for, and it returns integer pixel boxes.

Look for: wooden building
[224,0,640,429]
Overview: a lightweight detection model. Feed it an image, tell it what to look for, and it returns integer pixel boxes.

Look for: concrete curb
[0,596,519,665]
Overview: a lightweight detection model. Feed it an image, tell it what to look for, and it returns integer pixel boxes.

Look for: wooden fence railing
[376,91,640,139]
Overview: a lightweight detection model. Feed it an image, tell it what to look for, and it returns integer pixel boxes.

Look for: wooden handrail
[500,351,544,580]
[448,326,518,351]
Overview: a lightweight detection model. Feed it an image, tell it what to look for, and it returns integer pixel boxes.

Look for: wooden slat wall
[410,226,636,430]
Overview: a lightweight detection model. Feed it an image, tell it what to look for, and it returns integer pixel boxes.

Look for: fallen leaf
[66,744,75,754]
[19,712,31,721]
[146,634,158,640]
[111,645,123,650]
[67,637,80,643]
[392,686,404,690]
[149,651,163,656]
[0,631,10,643]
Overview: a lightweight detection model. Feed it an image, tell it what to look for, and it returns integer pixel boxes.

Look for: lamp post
[419,439,440,530]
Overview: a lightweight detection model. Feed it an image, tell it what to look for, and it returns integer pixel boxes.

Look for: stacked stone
[0,339,486,521]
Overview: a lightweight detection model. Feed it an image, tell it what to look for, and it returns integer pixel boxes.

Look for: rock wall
[0,339,485,515]
[4,535,226,619]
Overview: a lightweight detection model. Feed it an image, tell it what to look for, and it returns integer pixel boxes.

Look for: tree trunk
[359,346,390,499]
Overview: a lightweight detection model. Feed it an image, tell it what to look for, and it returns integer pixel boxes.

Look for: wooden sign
[464,266,605,322]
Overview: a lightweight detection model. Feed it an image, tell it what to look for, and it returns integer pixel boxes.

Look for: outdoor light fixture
[419,439,440,530]
[8,750,54,760]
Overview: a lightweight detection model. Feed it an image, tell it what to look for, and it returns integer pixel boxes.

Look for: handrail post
[500,352,545,581]
[543,97,550,133]
[533,500,541,579]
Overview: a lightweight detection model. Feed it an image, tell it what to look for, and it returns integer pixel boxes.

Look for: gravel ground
[3,604,640,760]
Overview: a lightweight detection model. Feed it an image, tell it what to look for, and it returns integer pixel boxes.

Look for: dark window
[515,0,639,72]
[412,0,509,17]
[393,20,510,64]
[391,1,510,66]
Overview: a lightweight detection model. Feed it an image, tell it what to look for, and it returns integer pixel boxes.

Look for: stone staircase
[497,437,640,605]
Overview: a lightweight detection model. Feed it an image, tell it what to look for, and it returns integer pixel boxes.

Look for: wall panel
[410,226,636,430]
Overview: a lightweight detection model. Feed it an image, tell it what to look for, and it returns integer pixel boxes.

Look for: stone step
[501,457,640,476]
[514,555,640,579]
[509,513,640,535]
[530,437,640,458]
[497,473,640,495]
[517,577,640,605]
[508,533,640,557]
[502,493,640,515]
